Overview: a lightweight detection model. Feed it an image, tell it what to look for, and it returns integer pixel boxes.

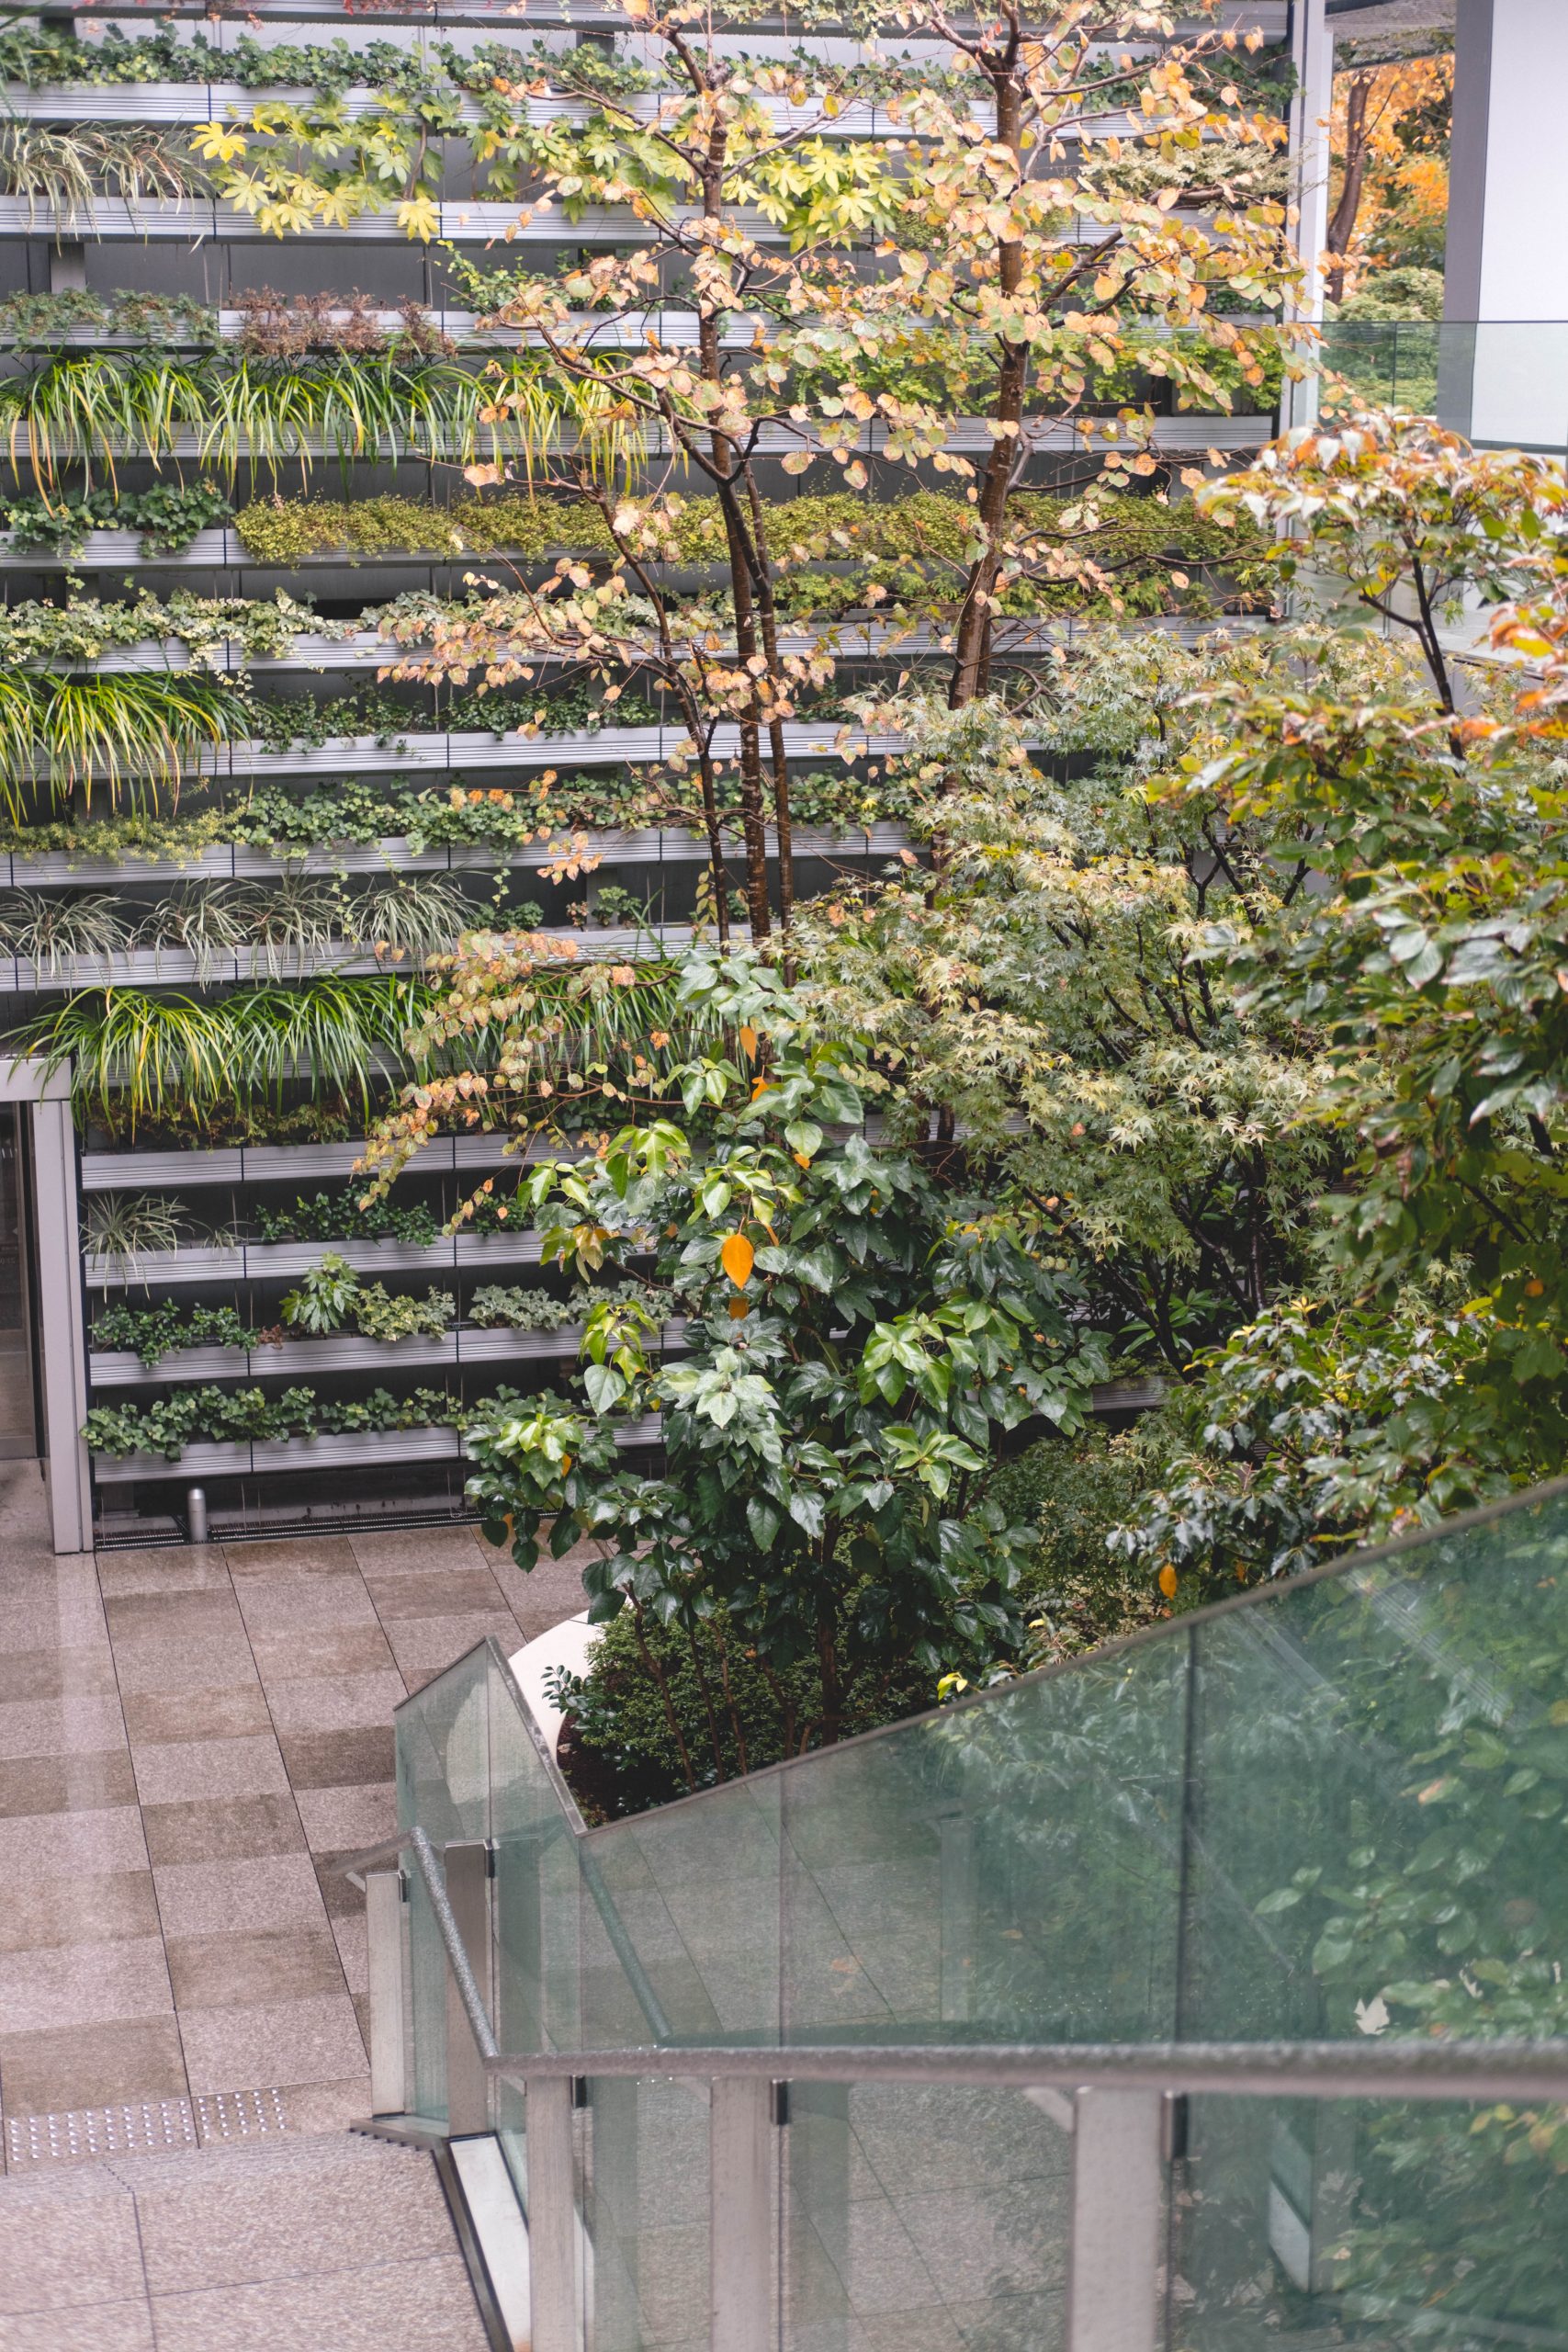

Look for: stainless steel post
[1064,2087,1164,2352]
[710,2075,773,2352]
[365,1867,408,2117]
[524,2073,579,2352]
[445,1839,492,2137]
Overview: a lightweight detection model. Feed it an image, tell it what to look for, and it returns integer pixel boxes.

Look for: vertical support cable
[446,1838,493,2137]
[710,2075,773,2352]
[366,1867,409,2117]
[525,2073,580,2352]
[1065,2088,1165,2352]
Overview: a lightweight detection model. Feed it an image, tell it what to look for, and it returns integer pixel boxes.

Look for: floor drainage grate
[5,2096,197,2168]
[196,2087,288,2144]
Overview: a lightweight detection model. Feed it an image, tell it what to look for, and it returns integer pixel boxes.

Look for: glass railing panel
[1315,320,1568,456]
[779,1629,1190,2044]
[580,1773,783,2049]
[485,1647,583,2201]
[1182,1487,1568,2045]
[396,1645,494,2125]
[783,2081,1071,2352]
[1173,2089,1568,2352]
[1319,321,1442,419]
[582,2074,711,2352]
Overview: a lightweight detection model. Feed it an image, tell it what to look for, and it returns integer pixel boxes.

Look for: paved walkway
[0,1457,585,2170]
[0,2128,488,2350]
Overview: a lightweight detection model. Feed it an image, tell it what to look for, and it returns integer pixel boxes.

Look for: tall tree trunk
[696,168,772,943]
[949,68,1026,711]
[1325,72,1373,304]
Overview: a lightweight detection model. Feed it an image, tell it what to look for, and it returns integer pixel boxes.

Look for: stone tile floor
[0,1456,587,2167]
[0,2124,488,2349]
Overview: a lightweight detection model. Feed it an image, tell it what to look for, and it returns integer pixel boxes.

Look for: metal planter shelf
[8,721,906,794]
[6,712,908,821]
[3,84,1145,142]
[80,1130,533,1193]
[91,1409,664,1483]
[11,923,695,990]
[90,1314,688,1385]
[0,414,1274,486]
[0,423,1274,563]
[9,821,912,894]
[52,613,1247,678]
[47,4,1290,31]
[0,86,991,138]
[85,1230,556,1288]
[0,195,1201,244]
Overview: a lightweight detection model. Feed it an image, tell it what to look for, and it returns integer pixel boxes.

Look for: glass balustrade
[1314,321,1568,458]
[390,1483,1568,2350]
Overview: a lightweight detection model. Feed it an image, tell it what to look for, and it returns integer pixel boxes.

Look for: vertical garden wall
[0,1,1293,1544]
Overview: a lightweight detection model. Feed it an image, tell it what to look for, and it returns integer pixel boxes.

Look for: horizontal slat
[0,86,970,138]
[0,193,1205,243]
[20,824,908,898]
[0,414,1275,483]
[9,923,696,990]
[90,1314,687,1385]
[39,609,1258,677]
[4,723,904,806]
[91,1406,665,1481]
[85,1230,555,1286]
[81,1131,556,1191]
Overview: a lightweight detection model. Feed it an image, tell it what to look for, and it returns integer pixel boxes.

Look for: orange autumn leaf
[1158,1564,1178,1600]
[738,1023,759,1061]
[720,1232,755,1289]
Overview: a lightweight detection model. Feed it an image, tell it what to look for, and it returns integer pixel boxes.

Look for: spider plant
[136,882,251,980]
[0,888,128,977]
[34,672,247,808]
[340,873,469,966]
[13,977,429,1126]
[84,1188,186,1283]
[224,978,427,1110]
[0,125,208,230]
[228,873,340,978]
[0,352,213,486]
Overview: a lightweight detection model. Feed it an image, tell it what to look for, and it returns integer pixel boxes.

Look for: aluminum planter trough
[85,1233,550,1288]
[0,195,1177,245]
[90,1317,685,1385]
[92,1410,665,1483]
[80,1133,527,1193]
[4,819,912,893]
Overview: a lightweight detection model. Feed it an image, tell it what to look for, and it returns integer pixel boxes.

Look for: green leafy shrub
[82,1380,525,1459]
[552,1602,932,1820]
[986,1426,1171,1665]
[256,1189,440,1247]
[468,1279,664,1330]
[91,1300,274,1367]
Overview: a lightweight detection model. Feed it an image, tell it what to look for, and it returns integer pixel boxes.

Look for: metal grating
[5,2097,197,2168]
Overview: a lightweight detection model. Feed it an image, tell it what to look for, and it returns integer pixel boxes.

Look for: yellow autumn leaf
[720,1232,755,1289]
[738,1023,759,1061]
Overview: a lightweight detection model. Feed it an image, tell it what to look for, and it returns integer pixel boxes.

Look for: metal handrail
[486,2038,1568,2101]
[336,1826,1568,2107]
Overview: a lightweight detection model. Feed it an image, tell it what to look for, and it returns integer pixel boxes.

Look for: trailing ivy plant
[255,1188,441,1248]
[91,1300,276,1366]
[82,1379,524,1459]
